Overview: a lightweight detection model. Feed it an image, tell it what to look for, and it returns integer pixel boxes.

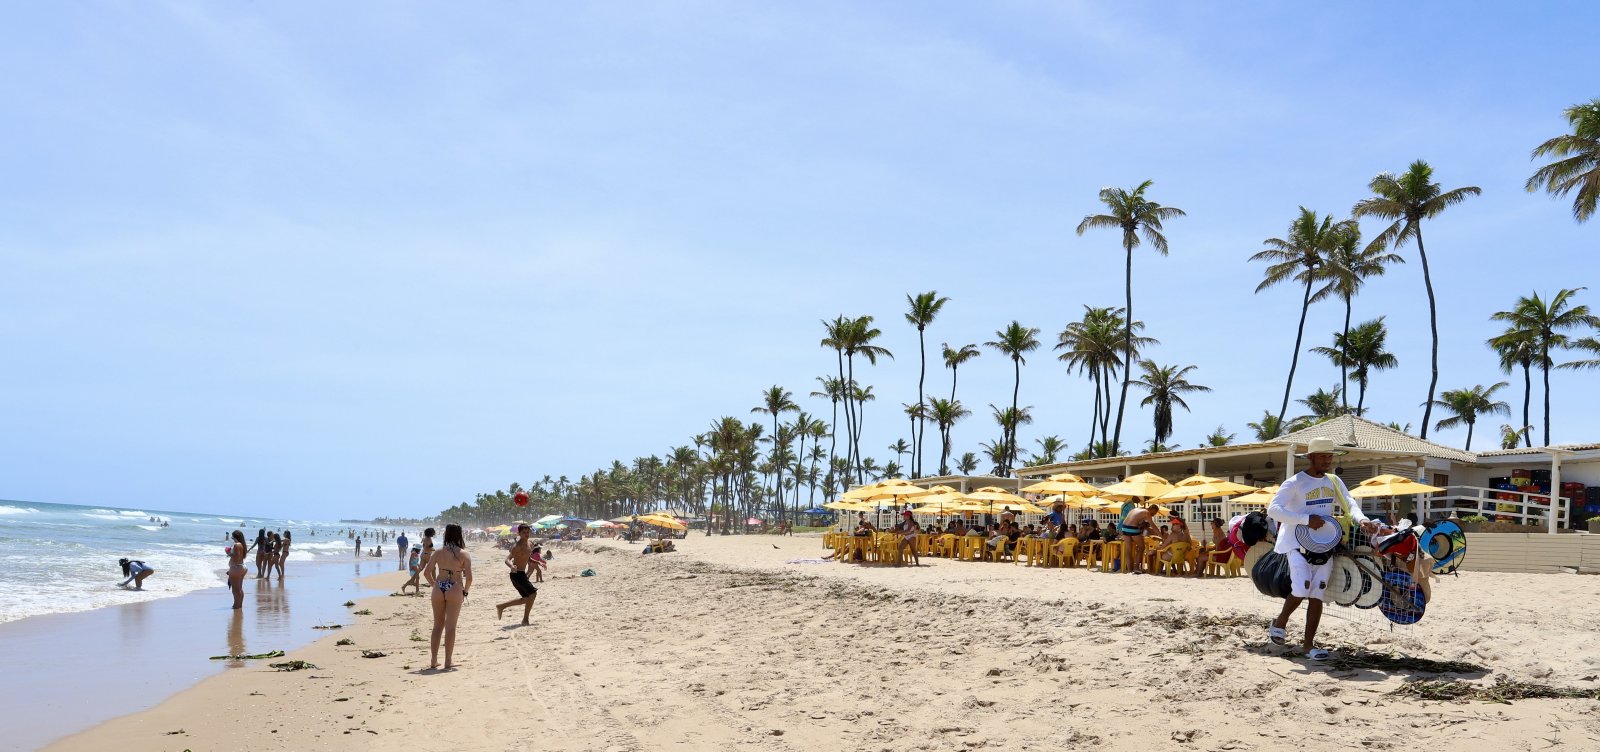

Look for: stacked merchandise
[1499,469,1533,519]
[1565,483,1594,527]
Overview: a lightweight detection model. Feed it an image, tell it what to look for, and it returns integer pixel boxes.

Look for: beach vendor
[1266,437,1378,659]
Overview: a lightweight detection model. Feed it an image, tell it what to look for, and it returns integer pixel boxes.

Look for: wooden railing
[1418,485,1570,528]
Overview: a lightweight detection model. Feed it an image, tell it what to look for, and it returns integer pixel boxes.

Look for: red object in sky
[514,491,529,507]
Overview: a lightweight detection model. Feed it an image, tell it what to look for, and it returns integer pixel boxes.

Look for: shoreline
[49,535,1600,751]
[2,554,398,751]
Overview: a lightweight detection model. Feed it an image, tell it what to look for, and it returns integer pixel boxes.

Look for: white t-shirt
[1267,471,1368,555]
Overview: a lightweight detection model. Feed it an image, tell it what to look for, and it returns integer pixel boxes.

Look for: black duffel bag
[1251,550,1292,599]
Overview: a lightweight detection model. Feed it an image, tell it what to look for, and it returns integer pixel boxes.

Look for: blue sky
[2,1,1596,519]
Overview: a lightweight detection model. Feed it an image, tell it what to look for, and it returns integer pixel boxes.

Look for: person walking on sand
[396,531,409,568]
[529,544,546,583]
[227,530,253,609]
[401,545,424,594]
[895,511,921,565]
[427,524,472,670]
[118,558,155,589]
[1266,437,1377,660]
[495,524,538,624]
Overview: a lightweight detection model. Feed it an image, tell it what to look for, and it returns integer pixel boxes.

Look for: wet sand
[3,556,396,750]
[50,535,1600,751]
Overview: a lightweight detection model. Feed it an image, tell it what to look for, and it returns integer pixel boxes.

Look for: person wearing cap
[1267,437,1379,659]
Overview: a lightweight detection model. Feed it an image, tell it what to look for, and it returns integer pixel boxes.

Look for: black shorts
[509,571,537,598]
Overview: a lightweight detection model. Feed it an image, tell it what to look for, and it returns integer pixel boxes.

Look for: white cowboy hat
[1295,437,1348,457]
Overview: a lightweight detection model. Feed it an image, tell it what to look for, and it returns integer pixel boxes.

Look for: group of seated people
[844,503,1239,575]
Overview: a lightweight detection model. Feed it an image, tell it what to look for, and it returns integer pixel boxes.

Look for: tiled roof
[1477,443,1600,457]
[1277,415,1478,463]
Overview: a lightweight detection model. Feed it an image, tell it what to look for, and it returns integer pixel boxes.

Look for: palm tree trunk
[1357,376,1368,416]
[1009,358,1021,472]
[941,425,952,476]
[1464,420,1475,451]
[844,353,858,483]
[1087,367,1101,454]
[1100,370,1113,451]
[1113,241,1133,454]
[827,395,839,499]
[1340,296,1352,412]
[1542,354,1552,447]
[772,415,783,524]
[916,328,927,478]
[1416,230,1440,440]
[1521,362,1533,448]
[1276,275,1315,429]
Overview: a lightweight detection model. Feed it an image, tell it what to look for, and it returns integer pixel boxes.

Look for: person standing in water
[227,530,252,609]
[495,524,538,625]
[254,528,268,579]
[427,524,472,671]
[118,558,155,589]
[275,531,291,579]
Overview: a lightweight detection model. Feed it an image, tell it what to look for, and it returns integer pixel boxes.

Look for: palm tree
[1498,424,1533,450]
[1132,360,1211,448]
[905,291,950,478]
[1247,410,1287,441]
[1250,207,1343,431]
[1490,289,1599,445]
[1029,435,1066,466]
[978,439,1008,476]
[1486,327,1538,448]
[987,403,1033,475]
[1309,317,1398,415]
[1352,161,1481,438]
[751,385,798,518]
[1315,223,1403,409]
[819,318,853,479]
[1077,180,1185,455]
[1293,387,1347,426]
[841,316,892,482]
[888,438,910,473]
[810,376,846,494]
[1427,383,1510,451]
[1144,438,1179,453]
[1203,426,1234,447]
[955,452,979,475]
[1563,336,1600,370]
[1056,305,1155,454]
[928,397,969,476]
[1526,98,1600,222]
[941,342,980,412]
[851,382,877,482]
[984,321,1040,471]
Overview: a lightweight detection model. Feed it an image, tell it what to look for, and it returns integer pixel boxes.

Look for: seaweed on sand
[1391,676,1600,704]
[269,660,317,671]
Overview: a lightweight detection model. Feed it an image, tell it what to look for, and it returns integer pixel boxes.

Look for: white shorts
[1286,550,1334,600]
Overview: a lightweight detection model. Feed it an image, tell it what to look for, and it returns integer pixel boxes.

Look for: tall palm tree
[1486,327,1538,448]
[1309,317,1398,415]
[1314,222,1403,409]
[1526,98,1600,223]
[887,438,910,473]
[841,316,892,482]
[1132,360,1211,448]
[941,342,981,415]
[819,317,854,478]
[984,321,1040,472]
[905,291,950,478]
[986,403,1033,473]
[810,375,845,495]
[751,386,798,517]
[1489,289,1599,445]
[1056,305,1154,453]
[850,382,878,482]
[1077,180,1185,455]
[1427,383,1510,451]
[1250,207,1342,431]
[928,397,969,475]
[1352,160,1481,438]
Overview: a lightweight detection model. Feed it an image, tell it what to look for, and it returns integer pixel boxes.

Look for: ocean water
[0,498,400,624]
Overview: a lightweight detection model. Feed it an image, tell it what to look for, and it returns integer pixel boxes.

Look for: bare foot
[496,604,504,620]
[427,663,439,670]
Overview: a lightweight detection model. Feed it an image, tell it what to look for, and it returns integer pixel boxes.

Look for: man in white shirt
[1266,437,1377,659]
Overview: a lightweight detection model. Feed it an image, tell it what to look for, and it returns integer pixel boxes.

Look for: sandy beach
[52,534,1600,752]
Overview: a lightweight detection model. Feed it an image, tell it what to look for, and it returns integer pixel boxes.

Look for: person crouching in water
[1266,438,1377,660]
[118,558,155,590]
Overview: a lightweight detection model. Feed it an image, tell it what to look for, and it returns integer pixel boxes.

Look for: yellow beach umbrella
[1154,475,1258,503]
[1097,472,1175,501]
[907,485,966,514]
[839,482,884,500]
[856,478,934,502]
[1347,474,1446,498]
[1020,472,1103,497]
[961,486,1047,515]
[638,515,687,531]
[1229,485,1281,506]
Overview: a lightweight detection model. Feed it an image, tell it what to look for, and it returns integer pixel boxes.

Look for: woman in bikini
[227,530,252,609]
[275,531,291,579]
[427,524,472,671]
[419,527,436,588]
[254,528,268,579]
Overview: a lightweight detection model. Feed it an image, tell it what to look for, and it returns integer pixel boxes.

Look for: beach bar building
[1013,416,1600,572]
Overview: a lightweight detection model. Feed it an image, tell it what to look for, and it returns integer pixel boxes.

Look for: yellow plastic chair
[1052,538,1079,568]
[959,536,984,561]
[1157,542,1191,576]
[1100,541,1123,572]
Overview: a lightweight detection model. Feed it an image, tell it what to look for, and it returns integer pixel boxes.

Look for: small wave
[0,506,39,515]
[119,511,149,517]
[136,525,164,532]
